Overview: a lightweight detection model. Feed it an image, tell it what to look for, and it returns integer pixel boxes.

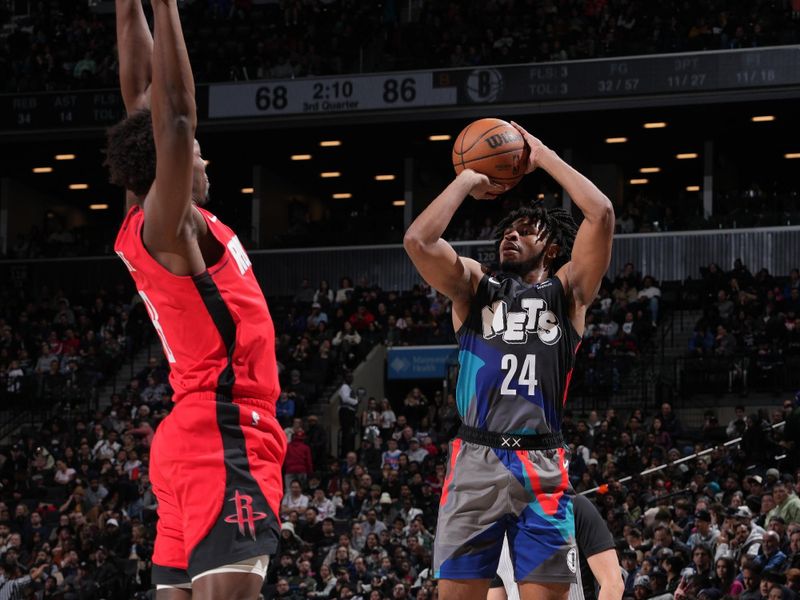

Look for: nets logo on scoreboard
[466,68,504,103]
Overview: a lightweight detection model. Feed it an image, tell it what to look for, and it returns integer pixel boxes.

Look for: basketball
[452,118,529,187]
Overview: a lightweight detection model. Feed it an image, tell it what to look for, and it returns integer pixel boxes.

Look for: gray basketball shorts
[433,438,577,583]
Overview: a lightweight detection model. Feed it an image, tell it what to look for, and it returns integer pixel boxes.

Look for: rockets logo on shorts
[224,490,267,540]
[481,298,562,345]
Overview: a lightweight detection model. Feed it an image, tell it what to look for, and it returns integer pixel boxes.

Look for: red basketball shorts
[149,393,286,585]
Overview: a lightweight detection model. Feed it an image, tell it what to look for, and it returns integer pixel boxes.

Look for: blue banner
[386,345,459,380]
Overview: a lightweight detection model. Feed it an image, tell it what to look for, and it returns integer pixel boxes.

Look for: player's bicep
[145,119,195,243]
[560,210,614,307]
[404,238,479,300]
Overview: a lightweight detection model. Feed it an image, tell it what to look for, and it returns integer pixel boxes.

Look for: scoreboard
[209,46,800,119]
[1,46,799,133]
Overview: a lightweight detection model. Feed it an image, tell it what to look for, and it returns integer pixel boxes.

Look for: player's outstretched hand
[509,121,548,174]
[458,169,507,200]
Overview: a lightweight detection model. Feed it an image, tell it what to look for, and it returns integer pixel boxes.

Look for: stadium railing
[1,226,799,297]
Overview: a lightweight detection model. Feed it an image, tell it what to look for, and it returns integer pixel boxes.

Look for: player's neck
[501,263,551,285]
[520,267,550,285]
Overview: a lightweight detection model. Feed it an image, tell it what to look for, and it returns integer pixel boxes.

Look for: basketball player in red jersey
[105,2,284,598]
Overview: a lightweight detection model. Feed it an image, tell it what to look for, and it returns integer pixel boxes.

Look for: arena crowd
[3,0,799,93]
[0,267,798,598]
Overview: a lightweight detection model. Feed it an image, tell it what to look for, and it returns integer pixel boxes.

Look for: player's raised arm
[144,0,197,253]
[116,0,153,114]
[403,170,503,304]
[511,122,614,325]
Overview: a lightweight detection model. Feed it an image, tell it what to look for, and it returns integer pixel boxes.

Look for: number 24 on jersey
[500,354,538,396]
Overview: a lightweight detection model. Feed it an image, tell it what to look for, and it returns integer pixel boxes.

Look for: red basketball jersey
[114,205,280,411]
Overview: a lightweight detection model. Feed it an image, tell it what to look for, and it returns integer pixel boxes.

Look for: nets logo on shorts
[567,547,577,573]
[224,490,267,540]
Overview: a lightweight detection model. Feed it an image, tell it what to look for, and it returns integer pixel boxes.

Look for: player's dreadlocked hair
[104,109,156,198]
[493,202,578,272]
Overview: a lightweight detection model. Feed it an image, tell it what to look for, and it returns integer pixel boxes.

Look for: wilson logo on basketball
[484,132,522,149]
[224,490,267,540]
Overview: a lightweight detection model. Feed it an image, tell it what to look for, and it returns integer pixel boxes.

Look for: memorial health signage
[387,345,459,380]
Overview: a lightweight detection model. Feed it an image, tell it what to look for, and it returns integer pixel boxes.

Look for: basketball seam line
[453,146,525,167]
[459,122,472,173]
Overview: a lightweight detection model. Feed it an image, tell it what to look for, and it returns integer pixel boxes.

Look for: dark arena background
[1,1,800,599]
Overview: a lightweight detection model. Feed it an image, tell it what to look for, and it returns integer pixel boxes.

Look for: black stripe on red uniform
[187,270,279,578]
[192,270,237,400]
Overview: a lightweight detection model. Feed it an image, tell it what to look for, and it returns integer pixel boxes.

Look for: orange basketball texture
[452,118,529,185]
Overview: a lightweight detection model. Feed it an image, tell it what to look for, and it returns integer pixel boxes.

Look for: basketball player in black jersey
[404,122,614,600]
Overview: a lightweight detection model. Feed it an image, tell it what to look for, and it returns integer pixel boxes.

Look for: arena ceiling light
[686,185,701,192]
[428,134,451,141]
[320,172,341,178]
[393,200,406,206]
[676,153,699,159]
[55,154,76,160]
[643,122,667,129]
[639,167,661,173]
[784,153,800,159]
[69,183,89,190]
[89,203,109,210]
[537,193,545,199]
[32,167,53,174]
[290,154,312,161]
[332,193,352,199]
[629,178,648,185]
[320,140,342,147]
[751,115,775,122]
[375,174,396,181]
[605,137,628,144]
[241,187,254,194]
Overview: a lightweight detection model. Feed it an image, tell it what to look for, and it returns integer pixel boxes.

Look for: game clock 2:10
[253,77,418,112]
[312,80,354,100]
